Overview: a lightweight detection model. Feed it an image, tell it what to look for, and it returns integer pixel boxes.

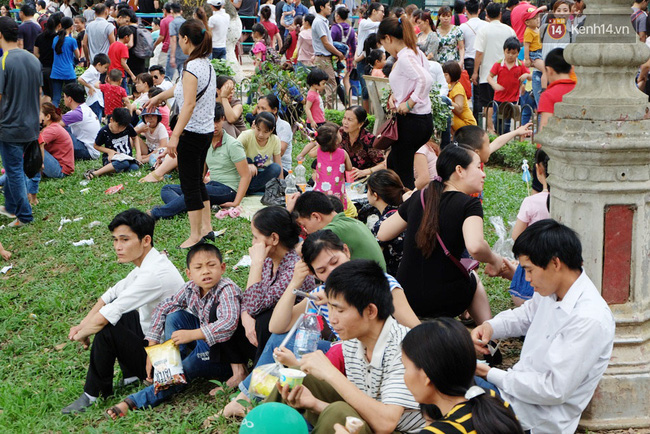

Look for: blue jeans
[492,101,512,135]
[532,69,543,106]
[519,91,537,126]
[51,78,75,107]
[128,311,231,409]
[66,126,97,161]
[0,171,40,195]
[150,181,237,220]
[43,150,65,179]
[356,61,369,100]
[0,141,33,223]
[89,101,104,121]
[212,47,226,60]
[110,159,140,173]
[238,332,332,398]
[247,163,282,194]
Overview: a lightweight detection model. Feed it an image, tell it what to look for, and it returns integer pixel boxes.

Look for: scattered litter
[121,200,128,205]
[128,171,142,177]
[44,239,56,245]
[211,228,227,238]
[1,264,12,274]
[79,188,90,194]
[72,238,94,247]
[54,343,67,351]
[29,313,37,320]
[224,249,233,255]
[489,216,515,261]
[59,188,64,194]
[0,225,4,230]
[233,255,251,270]
[58,217,72,231]
[105,184,124,195]
[88,221,102,228]
[79,180,90,186]
[73,217,83,222]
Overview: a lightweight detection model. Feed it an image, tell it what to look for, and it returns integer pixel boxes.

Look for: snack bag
[249,363,282,399]
[145,340,187,394]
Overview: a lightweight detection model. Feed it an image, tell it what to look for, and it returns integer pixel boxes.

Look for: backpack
[133,27,154,59]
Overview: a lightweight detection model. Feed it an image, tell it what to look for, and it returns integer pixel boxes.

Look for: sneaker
[0,206,15,219]
[7,219,26,228]
[62,394,94,414]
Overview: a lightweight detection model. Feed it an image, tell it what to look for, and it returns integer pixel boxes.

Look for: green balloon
[239,403,308,434]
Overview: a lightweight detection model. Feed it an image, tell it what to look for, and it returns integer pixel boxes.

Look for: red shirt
[510,2,534,41]
[490,59,529,103]
[108,40,129,75]
[39,123,75,175]
[99,83,127,115]
[159,15,174,52]
[538,78,576,114]
[261,20,279,40]
[286,30,298,62]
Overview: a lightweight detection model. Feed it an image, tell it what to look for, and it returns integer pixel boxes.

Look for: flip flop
[106,405,126,420]
[83,170,95,180]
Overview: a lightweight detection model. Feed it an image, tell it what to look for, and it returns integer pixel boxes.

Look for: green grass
[0,148,527,431]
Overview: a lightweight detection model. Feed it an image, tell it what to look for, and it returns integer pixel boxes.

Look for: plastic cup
[279,368,306,389]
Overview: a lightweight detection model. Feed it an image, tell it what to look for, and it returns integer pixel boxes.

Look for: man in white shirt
[311,0,344,108]
[472,219,616,433]
[471,2,516,133]
[459,0,486,118]
[62,209,185,414]
[266,260,425,433]
[208,0,230,60]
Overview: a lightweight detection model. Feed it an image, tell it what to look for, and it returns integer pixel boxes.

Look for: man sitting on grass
[106,244,255,418]
[266,260,425,433]
[63,209,184,414]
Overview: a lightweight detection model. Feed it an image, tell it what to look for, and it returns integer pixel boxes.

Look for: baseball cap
[208,0,223,6]
[522,6,544,21]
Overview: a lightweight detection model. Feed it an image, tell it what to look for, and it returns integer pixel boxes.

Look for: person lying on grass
[62,209,184,414]
[84,108,141,180]
[107,243,256,419]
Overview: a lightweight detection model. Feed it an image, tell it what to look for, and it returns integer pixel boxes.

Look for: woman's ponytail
[470,388,524,434]
[55,17,73,55]
[179,18,212,66]
[377,16,418,52]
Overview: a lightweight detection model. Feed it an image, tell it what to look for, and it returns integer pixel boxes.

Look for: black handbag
[23,140,42,178]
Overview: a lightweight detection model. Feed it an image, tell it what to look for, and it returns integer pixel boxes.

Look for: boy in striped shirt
[268,260,426,433]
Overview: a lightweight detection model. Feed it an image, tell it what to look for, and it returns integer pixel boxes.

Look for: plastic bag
[249,363,282,399]
[261,178,286,207]
[489,216,515,261]
[145,340,187,394]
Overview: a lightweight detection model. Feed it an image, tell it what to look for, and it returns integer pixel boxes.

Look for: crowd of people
[0,0,627,432]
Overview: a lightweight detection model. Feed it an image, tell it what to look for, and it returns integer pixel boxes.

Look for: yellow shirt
[449,82,477,131]
[524,27,543,52]
[238,129,281,168]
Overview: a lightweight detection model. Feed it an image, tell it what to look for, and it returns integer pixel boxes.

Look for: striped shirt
[146,278,242,347]
[420,390,511,433]
[307,273,402,339]
[343,316,426,433]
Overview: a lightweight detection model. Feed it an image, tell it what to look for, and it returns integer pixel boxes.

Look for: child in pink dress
[309,123,353,209]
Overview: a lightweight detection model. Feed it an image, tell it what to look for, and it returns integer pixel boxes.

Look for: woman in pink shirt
[377,16,433,189]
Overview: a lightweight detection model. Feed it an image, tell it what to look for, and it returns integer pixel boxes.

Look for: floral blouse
[436,26,463,63]
[339,127,384,170]
[371,206,404,277]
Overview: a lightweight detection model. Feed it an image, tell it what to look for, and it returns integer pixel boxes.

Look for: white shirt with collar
[486,271,615,433]
[473,20,517,84]
[99,247,185,334]
[459,16,488,60]
[342,316,426,433]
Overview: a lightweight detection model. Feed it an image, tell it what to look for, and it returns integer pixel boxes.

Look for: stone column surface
[536,0,650,429]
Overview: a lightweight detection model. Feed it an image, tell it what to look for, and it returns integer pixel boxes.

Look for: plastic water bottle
[285,170,297,206]
[294,161,307,192]
[294,309,322,360]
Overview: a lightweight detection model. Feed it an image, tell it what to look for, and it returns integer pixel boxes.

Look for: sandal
[106,398,136,420]
[83,170,95,180]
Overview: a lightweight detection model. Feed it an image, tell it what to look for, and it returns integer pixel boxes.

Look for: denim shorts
[529,50,543,62]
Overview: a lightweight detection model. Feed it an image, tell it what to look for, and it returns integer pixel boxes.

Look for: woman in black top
[377,144,503,319]
[34,14,61,99]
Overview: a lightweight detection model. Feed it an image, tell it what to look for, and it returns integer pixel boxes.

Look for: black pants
[388,112,433,189]
[209,303,256,364]
[177,130,213,211]
[42,66,53,98]
[84,311,148,398]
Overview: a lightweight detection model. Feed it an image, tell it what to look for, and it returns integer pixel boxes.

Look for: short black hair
[294,191,335,218]
[148,86,164,101]
[92,53,110,66]
[215,101,225,121]
[0,17,19,43]
[63,83,87,103]
[111,107,132,127]
[37,0,47,9]
[329,195,344,213]
[149,64,165,75]
[93,3,107,15]
[325,260,394,320]
[170,2,182,13]
[163,2,172,12]
[108,68,124,82]
[454,125,488,151]
[336,6,349,20]
[21,4,36,16]
[465,0,479,14]
[545,47,572,74]
[302,229,346,273]
[117,7,137,22]
[307,67,329,86]
[117,25,133,39]
[186,243,222,268]
[504,36,521,52]
[442,60,462,82]
[304,13,315,25]
[108,208,155,246]
[512,219,583,271]
[313,0,329,14]
[486,2,502,19]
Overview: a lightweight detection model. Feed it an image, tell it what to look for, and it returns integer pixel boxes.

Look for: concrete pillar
[536,0,650,429]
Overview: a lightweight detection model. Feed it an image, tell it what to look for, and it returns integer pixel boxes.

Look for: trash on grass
[88,221,102,228]
[233,255,251,270]
[489,216,515,261]
[79,188,90,194]
[1,264,12,274]
[105,184,124,195]
[44,239,56,245]
[72,238,94,246]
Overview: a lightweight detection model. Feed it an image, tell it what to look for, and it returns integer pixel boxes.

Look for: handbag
[23,140,43,178]
[373,114,398,150]
[169,68,212,130]
[420,190,479,278]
